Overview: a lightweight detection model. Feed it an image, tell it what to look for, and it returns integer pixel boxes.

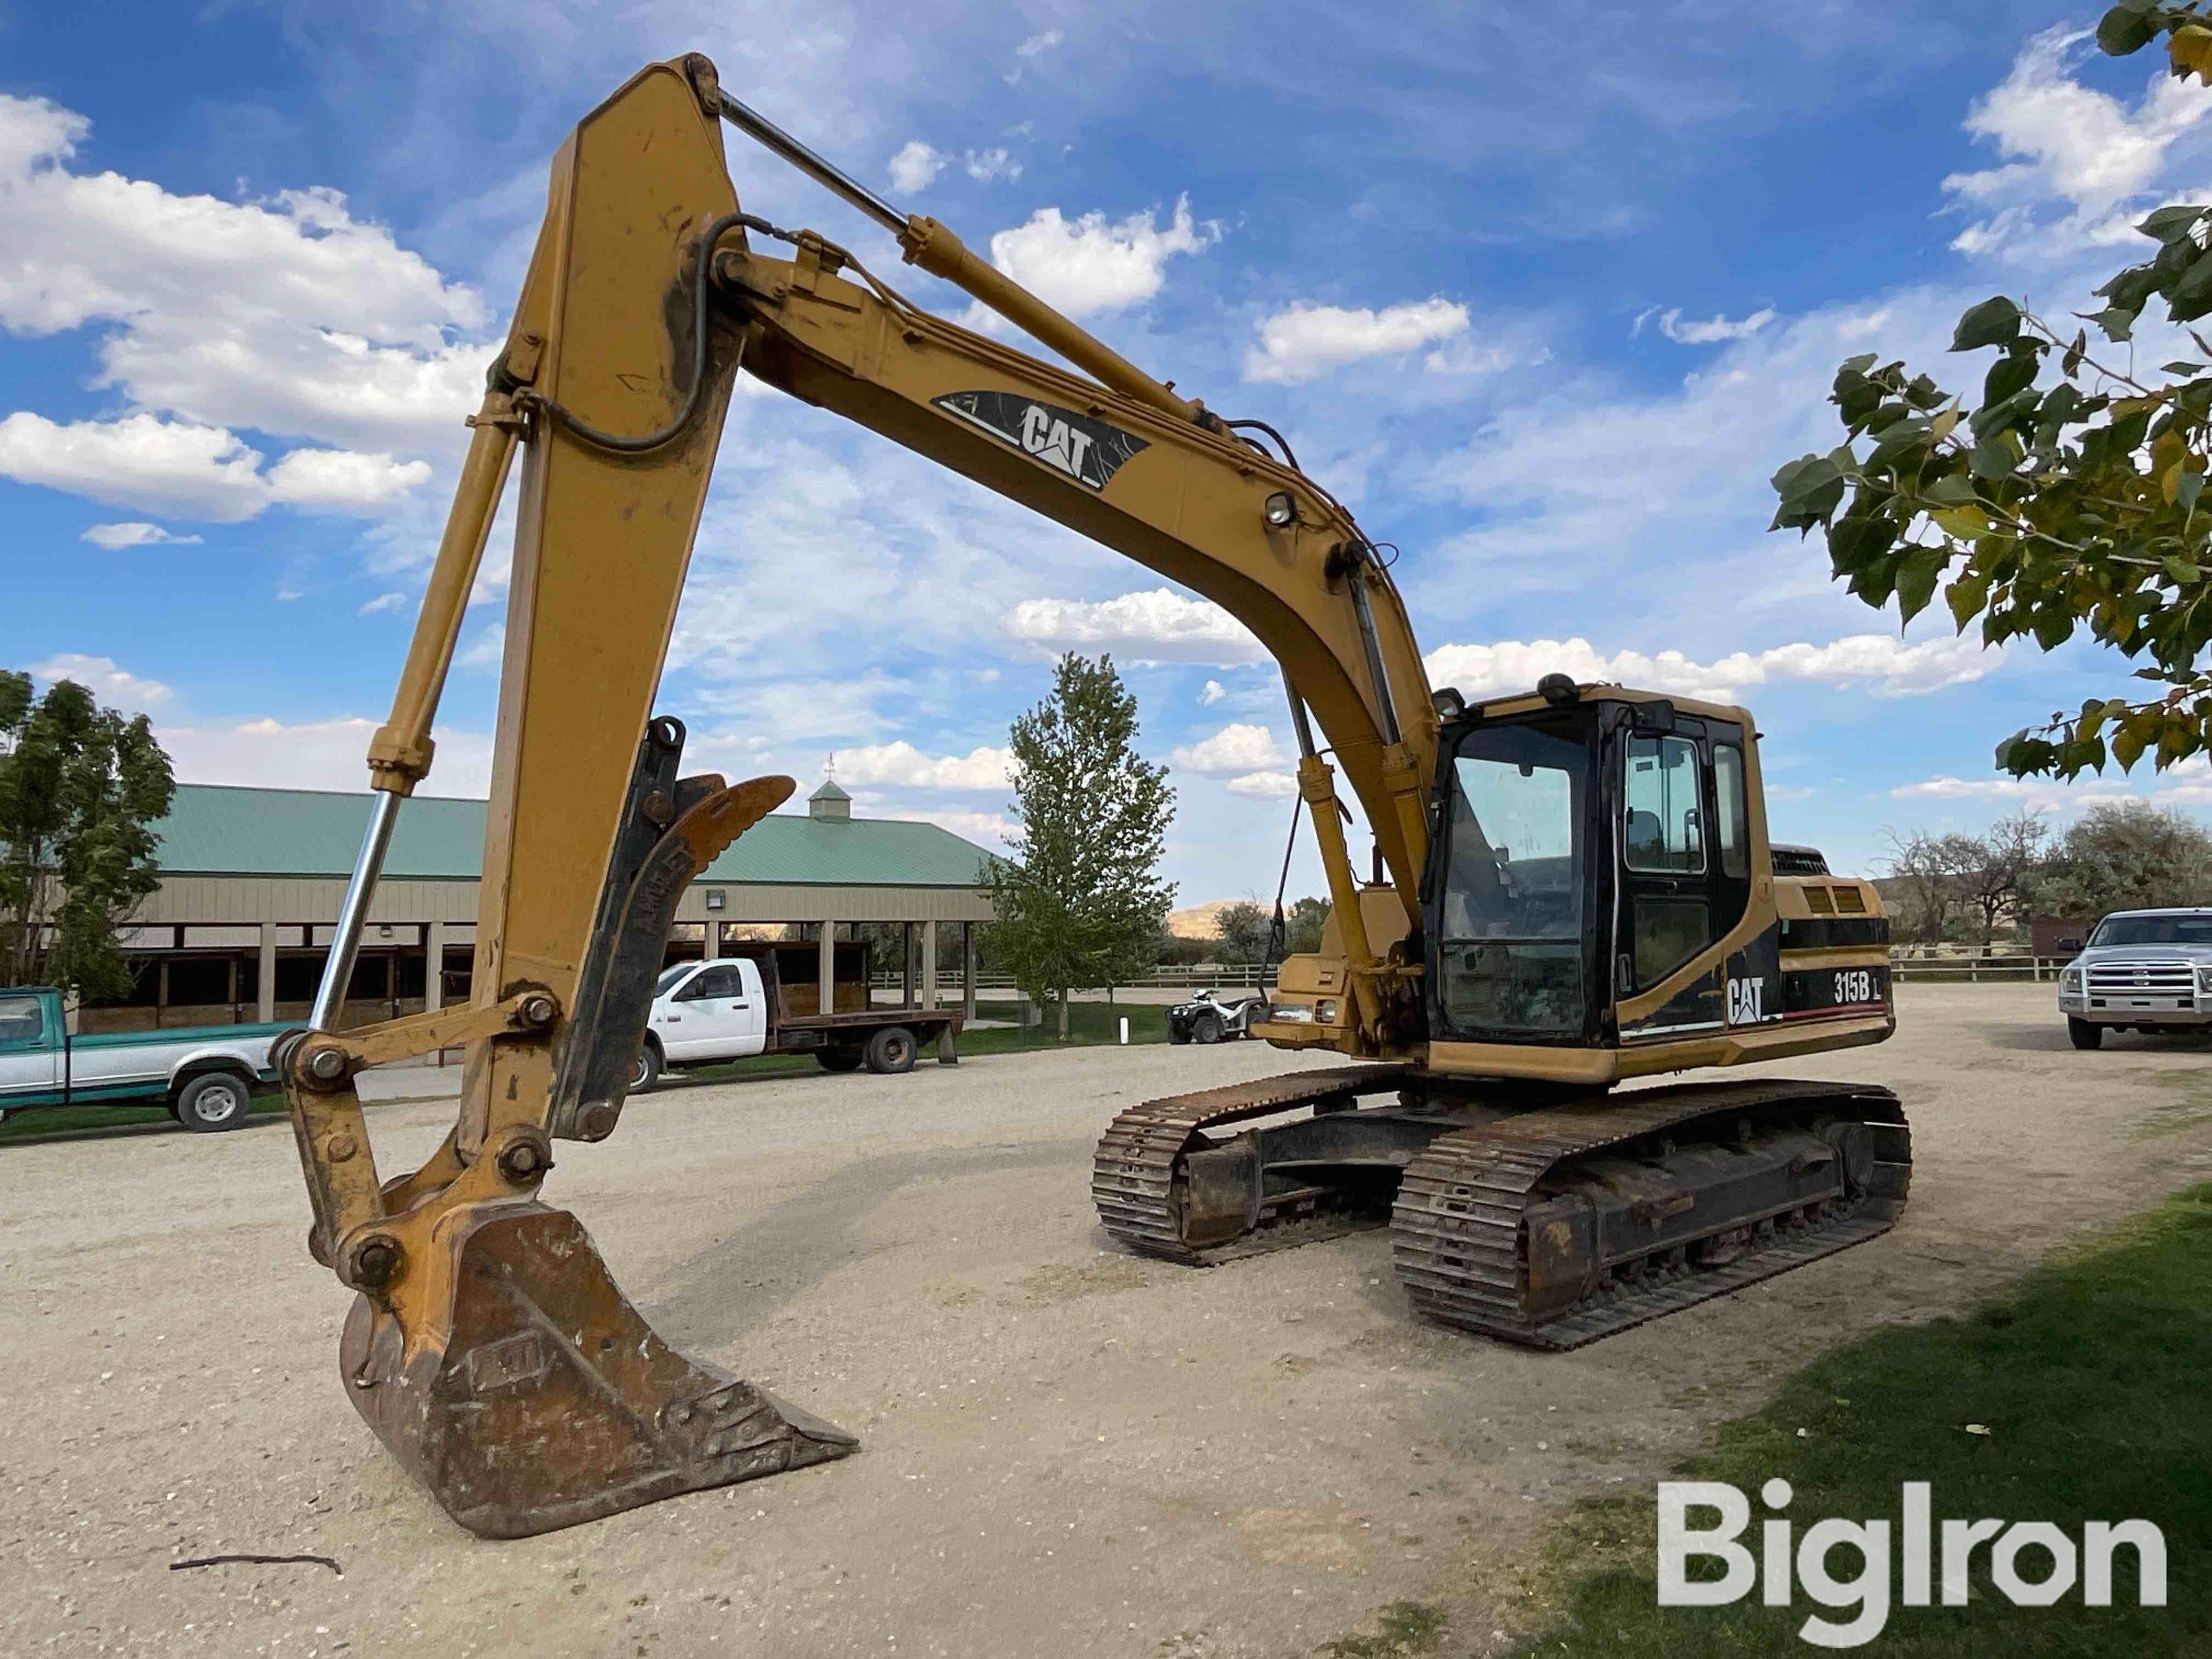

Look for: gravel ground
[5,983,2208,1658]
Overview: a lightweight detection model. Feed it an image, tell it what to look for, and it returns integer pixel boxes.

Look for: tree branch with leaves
[1772,4,2212,782]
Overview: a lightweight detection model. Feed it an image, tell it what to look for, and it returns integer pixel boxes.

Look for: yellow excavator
[277,55,1908,1538]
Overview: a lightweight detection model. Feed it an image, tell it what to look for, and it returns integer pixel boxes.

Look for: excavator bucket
[287,759,857,1537]
[338,1203,854,1539]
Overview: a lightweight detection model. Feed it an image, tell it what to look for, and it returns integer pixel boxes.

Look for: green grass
[1500,1183,2212,1657]
[0,1091,287,1142]
[958,997,1172,1053]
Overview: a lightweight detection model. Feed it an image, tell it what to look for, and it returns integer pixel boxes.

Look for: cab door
[1613,715,1754,1040]
[0,991,65,1106]
[731,960,768,1057]
[659,963,749,1059]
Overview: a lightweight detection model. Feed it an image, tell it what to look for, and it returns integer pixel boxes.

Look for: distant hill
[1165,899,1243,941]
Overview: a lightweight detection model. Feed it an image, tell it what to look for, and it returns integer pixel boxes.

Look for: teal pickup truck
[0,986,285,1132]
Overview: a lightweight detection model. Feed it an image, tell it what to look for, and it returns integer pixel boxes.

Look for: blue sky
[6,2,2212,904]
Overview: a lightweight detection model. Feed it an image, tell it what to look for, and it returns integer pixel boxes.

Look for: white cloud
[1243,297,1471,384]
[1200,679,1227,706]
[1422,632,1996,704]
[1170,723,1285,774]
[265,448,433,514]
[0,92,489,470]
[1892,756,2212,815]
[80,521,202,549]
[30,653,172,712]
[0,412,435,522]
[889,140,948,193]
[964,148,1022,183]
[1644,306,1777,345]
[154,714,494,795]
[1942,27,2212,257]
[830,741,1013,791]
[0,413,268,520]
[1005,588,1266,665]
[1005,30,1064,84]
[274,587,302,602]
[358,591,408,615]
[972,196,1219,322]
[1224,770,1299,799]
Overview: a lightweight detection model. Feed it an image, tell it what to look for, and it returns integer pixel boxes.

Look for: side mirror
[1630,699,1678,736]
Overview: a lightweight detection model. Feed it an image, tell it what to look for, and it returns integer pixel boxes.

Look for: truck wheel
[2068,1017,2103,1051]
[818,1047,865,1073]
[1193,1013,1223,1045]
[864,1026,917,1075]
[630,1043,663,1093]
[176,1072,253,1132]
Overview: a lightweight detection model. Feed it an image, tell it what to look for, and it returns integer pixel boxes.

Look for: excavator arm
[278,52,1441,1538]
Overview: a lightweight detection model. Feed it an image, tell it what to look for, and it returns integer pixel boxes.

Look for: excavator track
[1093,1072,1909,1350]
[1392,1079,1911,1349]
[1091,1065,1416,1264]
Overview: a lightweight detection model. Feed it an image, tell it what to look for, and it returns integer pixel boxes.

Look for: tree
[1771,9,2212,783]
[981,654,1175,1037]
[0,670,175,1001]
[1283,895,1331,957]
[1212,901,1271,966]
[1963,809,2051,945]
[1881,828,1979,944]
[2025,799,2212,917]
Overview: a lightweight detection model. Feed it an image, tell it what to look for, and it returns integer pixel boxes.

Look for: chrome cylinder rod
[1344,551,1404,748]
[1282,668,1318,759]
[712,89,907,238]
[310,789,402,1032]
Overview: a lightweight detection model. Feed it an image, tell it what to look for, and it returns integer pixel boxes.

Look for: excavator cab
[1429,687,1776,1057]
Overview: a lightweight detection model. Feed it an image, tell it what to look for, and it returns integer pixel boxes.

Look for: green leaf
[2085,305,2138,342]
[1868,417,1932,468]
[1970,432,2018,480]
[2181,471,2208,515]
[1951,296,2022,352]
[1969,387,2039,438]
[2064,328,2089,377]
[1931,504,1991,539]
[2033,608,2078,651]
[2162,362,2205,375]
[2140,204,2210,243]
[2164,556,2202,585]
[1946,569,1991,633]
[1921,473,1978,506]
[1826,512,1897,574]
[2098,3,2158,55]
[1895,545,1946,625]
[1983,352,2039,405]
[2113,724,2148,771]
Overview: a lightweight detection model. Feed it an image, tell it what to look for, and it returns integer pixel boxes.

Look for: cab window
[0,994,48,1048]
[1624,736,1704,873]
[1713,743,1749,879]
[678,967,743,1001]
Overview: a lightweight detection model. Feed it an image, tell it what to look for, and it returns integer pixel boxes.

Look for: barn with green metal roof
[95,777,998,1032]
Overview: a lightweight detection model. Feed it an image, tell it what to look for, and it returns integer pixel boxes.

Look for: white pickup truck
[635,944,961,1088]
[0,985,283,1131]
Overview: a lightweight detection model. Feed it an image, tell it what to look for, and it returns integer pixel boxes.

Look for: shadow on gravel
[1973,1021,2212,1053]
[645,1135,1098,1346]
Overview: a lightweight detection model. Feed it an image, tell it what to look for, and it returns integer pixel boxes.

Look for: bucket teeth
[340,1201,855,1538]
